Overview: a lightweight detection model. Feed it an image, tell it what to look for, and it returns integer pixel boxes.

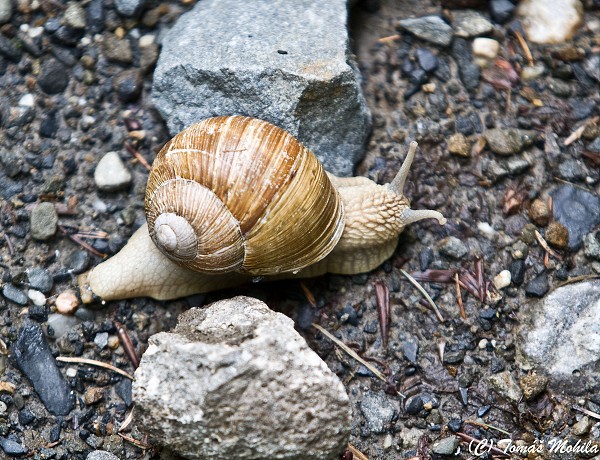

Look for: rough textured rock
[152,0,371,177]
[517,0,583,44]
[133,296,351,460]
[94,152,132,192]
[517,281,600,394]
[551,185,600,250]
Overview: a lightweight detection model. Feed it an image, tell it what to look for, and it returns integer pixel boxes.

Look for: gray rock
[63,2,86,29]
[583,54,600,83]
[588,137,600,153]
[152,0,371,177]
[86,451,120,460]
[2,284,28,305]
[487,370,522,402]
[584,232,600,260]
[114,0,147,17]
[0,437,28,456]
[551,185,600,250]
[94,152,132,192]
[557,158,586,181]
[47,313,82,339]
[438,236,468,259]
[27,268,53,293]
[484,128,537,156]
[451,10,494,37]
[0,0,12,24]
[13,323,74,415]
[517,281,600,394]
[30,202,58,241]
[360,391,397,433]
[432,436,459,455]
[398,16,453,46]
[133,296,351,460]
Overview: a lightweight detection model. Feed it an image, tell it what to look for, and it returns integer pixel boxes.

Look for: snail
[78,116,446,302]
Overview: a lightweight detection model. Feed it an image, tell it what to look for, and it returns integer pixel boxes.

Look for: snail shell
[145,116,345,276]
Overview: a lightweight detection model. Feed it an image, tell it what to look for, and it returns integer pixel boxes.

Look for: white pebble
[517,0,583,44]
[94,151,132,192]
[18,94,34,107]
[139,34,155,48]
[28,26,43,38]
[477,222,497,239]
[472,37,500,60]
[478,339,489,349]
[92,197,108,213]
[27,289,46,306]
[493,270,512,290]
[55,290,79,315]
[66,367,78,378]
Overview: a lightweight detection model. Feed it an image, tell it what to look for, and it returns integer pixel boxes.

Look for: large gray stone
[133,296,351,460]
[517,281,600,395]
[152,0,371,177]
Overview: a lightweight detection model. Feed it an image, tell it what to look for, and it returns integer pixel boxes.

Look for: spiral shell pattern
[145,116,345,276]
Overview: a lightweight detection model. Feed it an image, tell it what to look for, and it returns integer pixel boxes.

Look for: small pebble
[438,236,468,259]
[490,0,515,23]
[86,450,121,460]
[545,222,569,249]
[517,0,583,44]
[113,69,143,102]
[472,37,500,60]
[519,373,548,401]
[447,133,471,157]
[94,152,132,192]
[115,0,147,17]
[0,0,12,24]
[102,34,133,64]
[0,437,28,456]
[47,313,82,338]
[452,10,493,37]
[27,268,53,293]
[30,202,58,241]
[94,332,109,349]
[55,290,79,315]
[37,59,69,94]
[571,416,593,436]
[510,260,526,285]
[525,272,549,297]
[529,199,550,226]
[521,63,546,80]
[583,232,600,260]
[398,16,453,46]
[27,289,46,306]
[484,128,536,156]
[552,185,600,250]
[2,283,28,305]
[432,436,459,455]
[65,250,90,274]
[493,270,511,290]
[63,1,86,29]
[18,93,34,107]
[84,387,104,405]
[416,48,438,73]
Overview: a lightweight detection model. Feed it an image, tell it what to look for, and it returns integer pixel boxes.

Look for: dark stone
[479,308,496,321]
[570,99,595,121]
[405,394,424,415]
[86,0,105,34]
[443,350,465,364]
[416,48,438,73]
[525,272,549,298]
[551,185,600,250]
[455,115,475,135]
[28,305,48,322]
[116,378,132,407]
[12,324,73,415]
[477,405,491,417]
[18,408,35,426]
[402,336,418,363]
[337,305,359,327]
[2,284,27,305]
[588,137,600,153]
[52,25,83,46]
[27,268,53,293]
[459,387,468,405]
[363,320,378,334]
[451,38,480,90]
[490,357,505,373]
[434,57,451,82]
[37,59,69,94]
[49,424,61,443]
[0,34,22,63]
[419,247,433,271]
[489,0,515,23]
[0,437,28,456]
[509,260,525,285]
[113,69,143,102]
[447,418,463,432]
[65,251,90,275]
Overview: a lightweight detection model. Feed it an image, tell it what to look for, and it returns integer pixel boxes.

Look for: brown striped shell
[144,116,345,276]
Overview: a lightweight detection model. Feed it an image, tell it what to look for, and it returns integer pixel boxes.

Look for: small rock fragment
[30,202,58,241]
[584,232,600,260]
[113,69,143,102]
[545,221,569,249]
[12,324,73,415]
[521,63,546,80]
[133,296,351,460]
[398,16,453,46]
[63,2,86,29]
[451,38,480,90]
[102,34,133,64]
[27,289,46,306]
[493,270,511,290]
[529,199,550,226]
[438,236,468,259]
[452,10,493,37]
[360,392,397,434]
[432,436,459,455]
[551,185,600,250]
[447,133,471,157]
[0,0,12,24]
[525,272,549,298]
[37,59,69,94]
[484,128,536,156]
[517,0,583,44]
[94,152,132,192]
[0,437,28,456]
[86,451,121,460]
[84,387,104,405]
[487,371,521,402]
[489,0,515,23]
[47,313,82,339]
[571,416,593,436]
[55,290,79,315]
[2,284,28,305]
[519,373,548,401]
[114,0,147,17]
[27,268,53,293]
[472,37,500,60]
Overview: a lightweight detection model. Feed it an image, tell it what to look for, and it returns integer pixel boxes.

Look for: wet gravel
[0,0,599,459]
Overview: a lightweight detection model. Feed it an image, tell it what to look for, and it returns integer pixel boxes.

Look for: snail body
[79,116,446,302]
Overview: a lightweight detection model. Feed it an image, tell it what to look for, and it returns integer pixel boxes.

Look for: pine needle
[348,443,371,460]
[56,356,134,380]
[400,269,444,322]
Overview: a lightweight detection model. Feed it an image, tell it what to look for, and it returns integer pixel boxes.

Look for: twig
[378,34,401,43]
[118,433,150,449]
[59,225,107,258]
[347,443,370,460]
[514,31,533,66]
[572,404,600,421]
[311,323,386,382]
[400,269,444,322]
[534,230,563,261]
[115,321,140,369]
[300,282,316,308]
[4,233,13,255]
[564,116,599,146]
[56,356,134,380]
[555,274,600,289]
[375,281,390,349]
[119,409,135,432]
[455,273,466,319]
[464,420,511,436]
[124,141,152,171]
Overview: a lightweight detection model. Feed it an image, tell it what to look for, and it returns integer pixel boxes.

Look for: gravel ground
[0,0,599,459]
